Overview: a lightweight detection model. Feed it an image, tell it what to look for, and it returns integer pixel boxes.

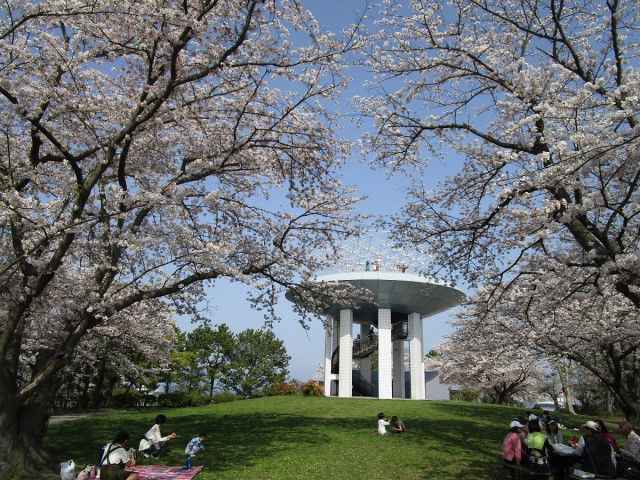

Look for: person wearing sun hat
[503,420,525,465]
[574,420,616,478]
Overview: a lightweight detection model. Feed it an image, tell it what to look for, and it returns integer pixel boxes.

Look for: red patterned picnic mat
[126,464,203,479]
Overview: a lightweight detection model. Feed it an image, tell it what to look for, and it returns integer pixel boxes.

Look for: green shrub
[157,392,211,407]
[272,383,297,396]
[300,380,323,396]
[450,389,480,402]
[111,388,143,408]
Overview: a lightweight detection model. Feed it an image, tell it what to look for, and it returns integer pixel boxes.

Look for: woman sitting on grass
[101,430,138,480]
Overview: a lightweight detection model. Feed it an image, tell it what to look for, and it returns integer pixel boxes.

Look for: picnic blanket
[126,465,203,479]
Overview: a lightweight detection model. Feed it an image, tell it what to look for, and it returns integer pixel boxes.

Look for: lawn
[41,397,622,480]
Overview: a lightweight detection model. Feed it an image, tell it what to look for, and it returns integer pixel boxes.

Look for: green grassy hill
[42,396,618,480]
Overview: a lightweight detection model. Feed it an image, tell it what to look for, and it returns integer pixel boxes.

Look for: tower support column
[324,314,333,397]
[408,312,425,400]
[360,322,372,383]
[393,338,405,398]
[378,308,392,399]
[338,309,353,398]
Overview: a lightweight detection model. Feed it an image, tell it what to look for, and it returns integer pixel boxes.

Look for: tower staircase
[329,321,409,397]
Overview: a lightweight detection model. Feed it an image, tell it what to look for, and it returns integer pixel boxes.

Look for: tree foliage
[358,0,640,419]
[222,328,290,398]
[181,324,234,396]
[0,0,362,474]
[425,310,544,405]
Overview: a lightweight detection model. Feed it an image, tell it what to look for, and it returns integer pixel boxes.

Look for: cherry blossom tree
[541,357,577,415]
[0,0,363,473]
[459,273,640,420]
[357,0,640,417]
[426,308,544,405]
[50,299,176,409]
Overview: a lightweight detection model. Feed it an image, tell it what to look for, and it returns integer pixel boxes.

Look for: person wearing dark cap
[541,411,552,428]
[574,420,616,478]
[545,420,563,445]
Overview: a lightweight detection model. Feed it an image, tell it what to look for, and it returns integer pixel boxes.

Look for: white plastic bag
[571,469,595,478]
[75,465,92,480]
[553,443,576,455]
[60,460,76,480]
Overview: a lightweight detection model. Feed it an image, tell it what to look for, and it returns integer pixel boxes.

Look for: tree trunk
[80,364,93,410]
[607,391,614,414]
[614,389,640,426]
[107,375,118,406]
[556,361,577,415]
[0,382,52,477]
[93,359,106,409]
[564,386,577,415]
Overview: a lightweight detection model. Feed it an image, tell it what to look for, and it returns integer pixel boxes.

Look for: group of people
[376,412,406,435]
[99,414,206,480]
[502,411,640,479]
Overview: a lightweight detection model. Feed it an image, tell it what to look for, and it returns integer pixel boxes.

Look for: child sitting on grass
[391,416,406,434]
[376,413,390,436]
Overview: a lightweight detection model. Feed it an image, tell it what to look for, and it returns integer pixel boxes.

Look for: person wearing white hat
[574,420,616,477]
[503,420,525,465]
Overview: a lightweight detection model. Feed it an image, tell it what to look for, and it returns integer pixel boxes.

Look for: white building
[288,229,465,401]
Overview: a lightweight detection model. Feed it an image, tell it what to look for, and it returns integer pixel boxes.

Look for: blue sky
[176,1,468,382]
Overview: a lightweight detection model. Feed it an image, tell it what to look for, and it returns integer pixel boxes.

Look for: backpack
[97,444,108,468]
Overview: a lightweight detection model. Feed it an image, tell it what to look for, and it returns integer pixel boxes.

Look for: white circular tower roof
[310,271,465,322]
[287,232,466,322]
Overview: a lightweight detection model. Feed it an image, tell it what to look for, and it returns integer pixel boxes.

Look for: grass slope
[42,397,618,480]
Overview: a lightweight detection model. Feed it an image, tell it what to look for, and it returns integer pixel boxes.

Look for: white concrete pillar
[324,315,333,397]
[361,322,372,382]
[393,339,405,398]
[338,309,353,398]
[408,312,425,400]
[378,308,392,399]
[332,317,339,358]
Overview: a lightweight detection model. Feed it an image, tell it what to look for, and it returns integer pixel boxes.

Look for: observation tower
[286,232,465,400]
